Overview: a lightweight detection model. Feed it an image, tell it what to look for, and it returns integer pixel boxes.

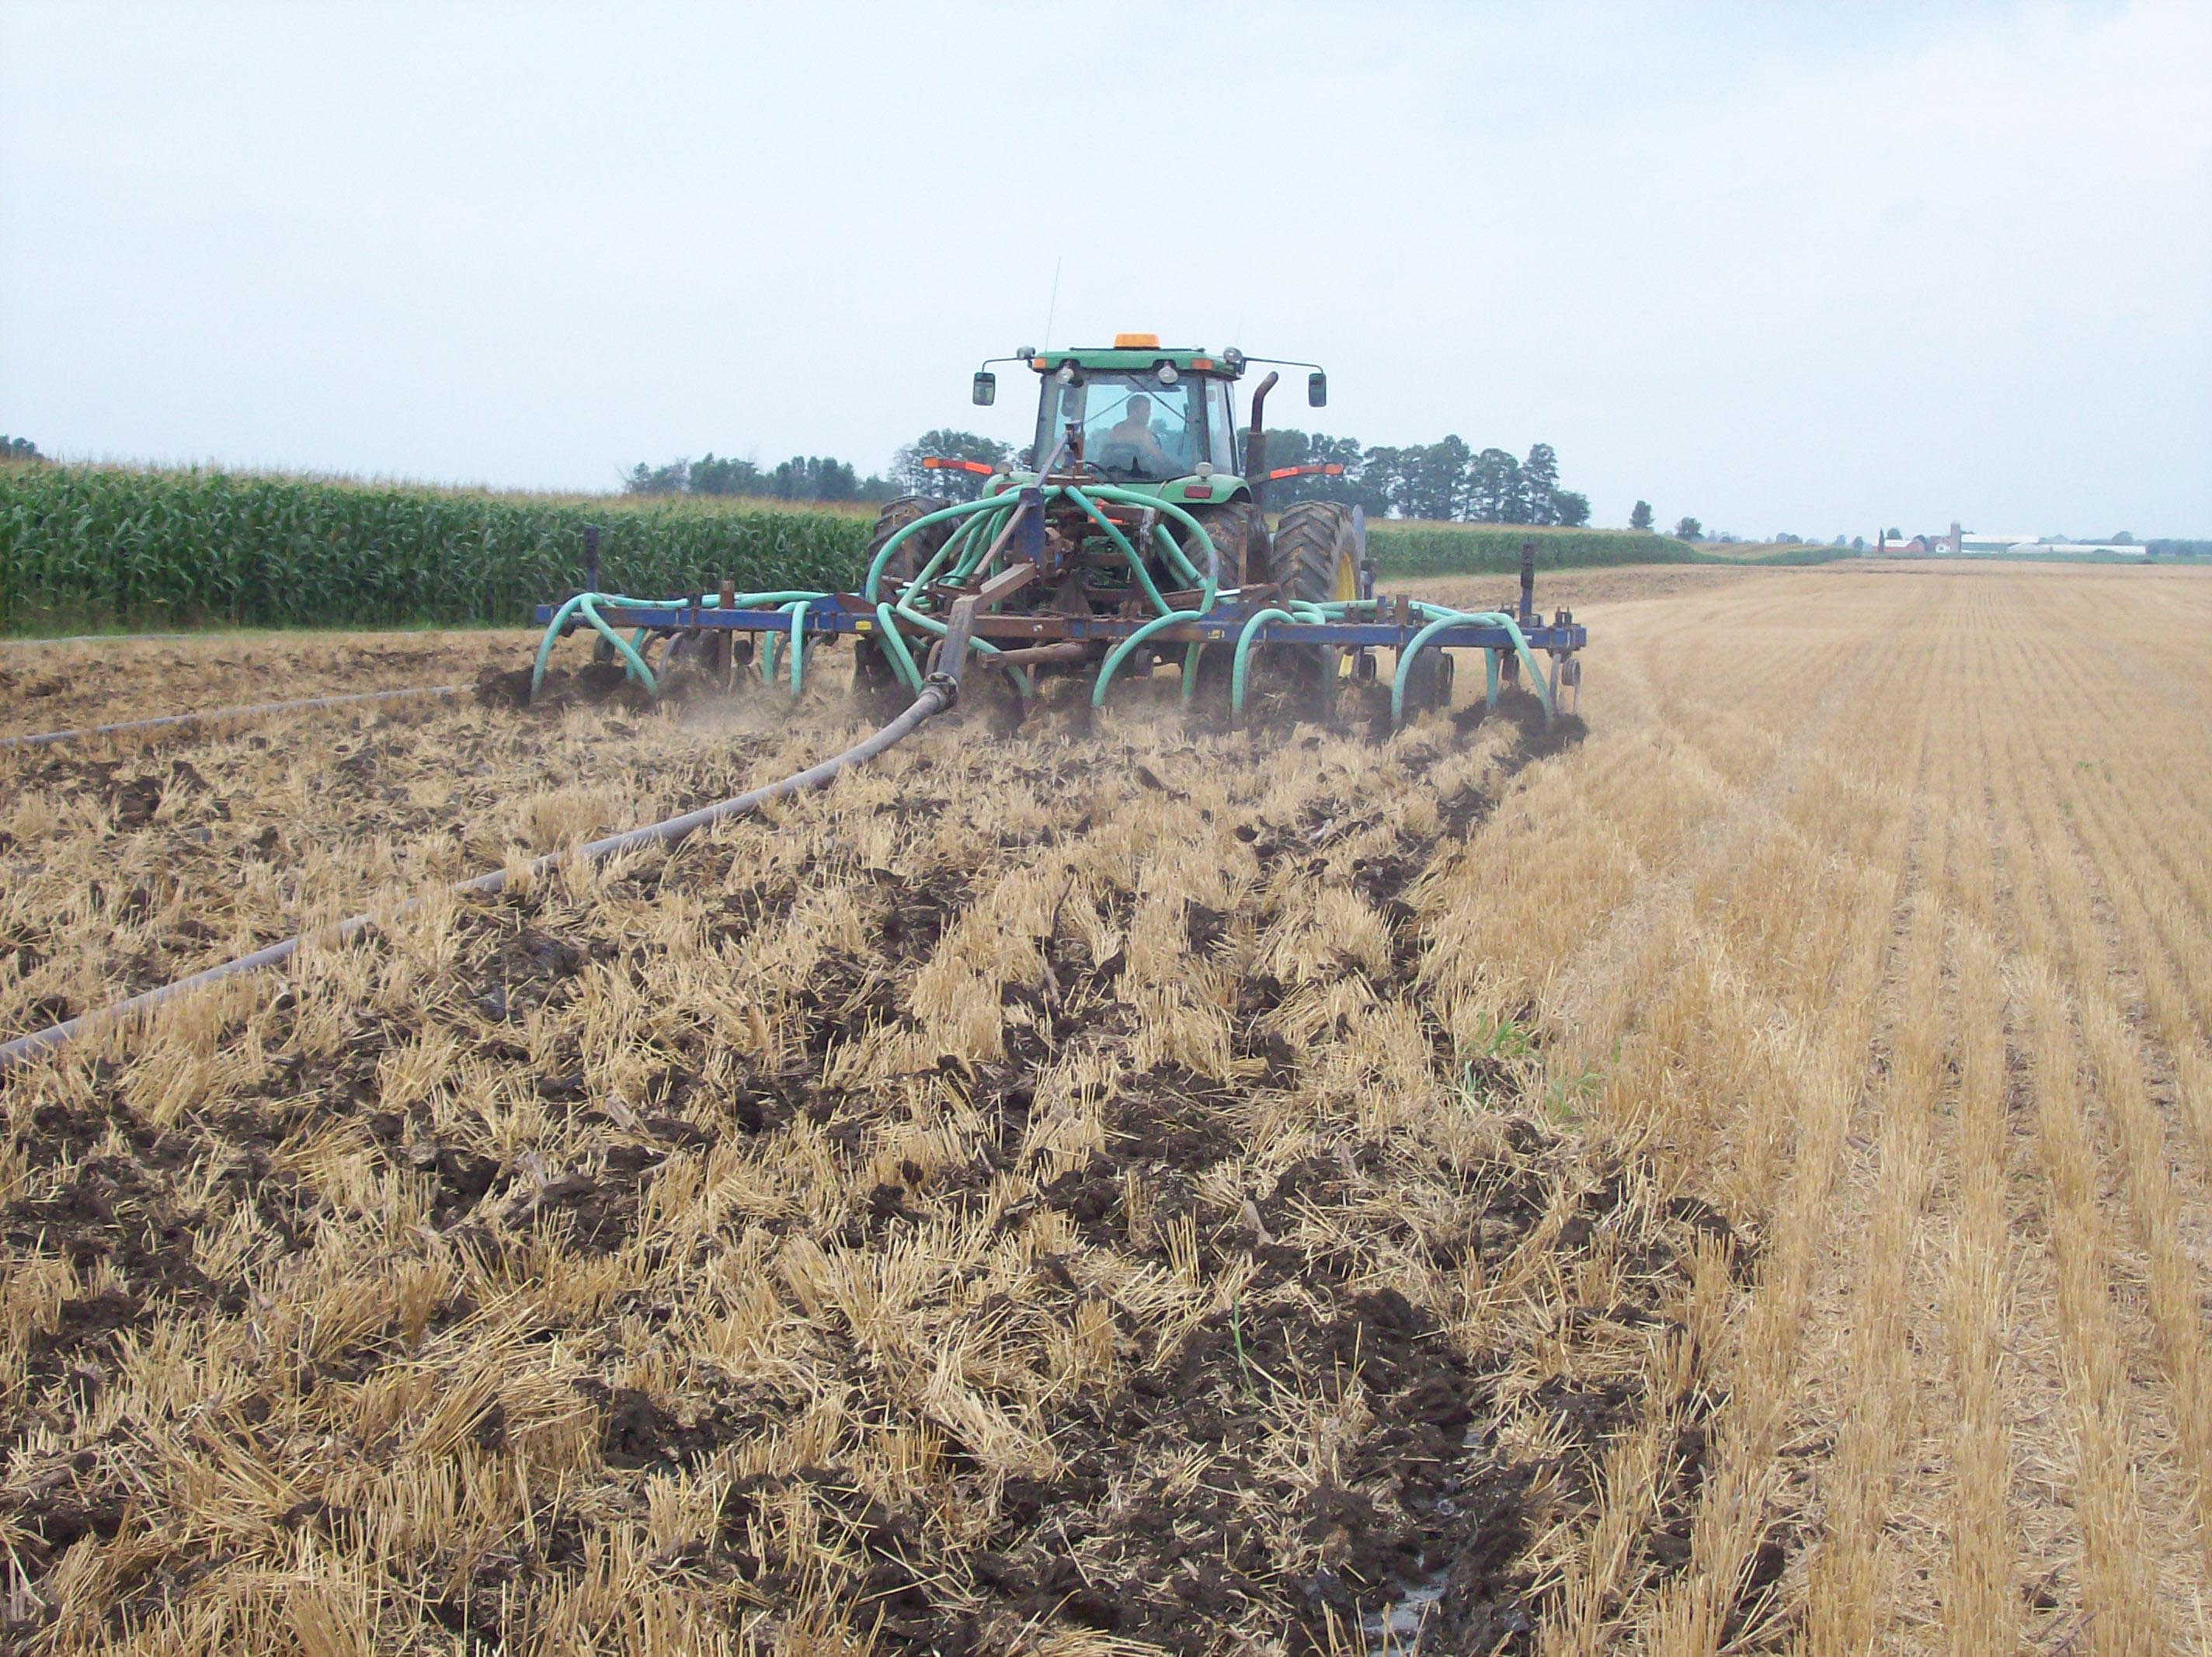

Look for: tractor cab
[969,335,1328,505]
[948,334,1344,597]
[1028,342,1243,485]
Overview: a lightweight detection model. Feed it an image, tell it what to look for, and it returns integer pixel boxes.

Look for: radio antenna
[1042,256,1062,350]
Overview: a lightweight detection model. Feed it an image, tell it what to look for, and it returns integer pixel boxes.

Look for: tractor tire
[865,493,954,596]
[1179,500,1264,589]
[1268,501,1365,605]
[1264,501,1365,721]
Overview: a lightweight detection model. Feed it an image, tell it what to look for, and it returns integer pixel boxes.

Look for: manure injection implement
[527,337,1587,733]
[0,340,1591,1073]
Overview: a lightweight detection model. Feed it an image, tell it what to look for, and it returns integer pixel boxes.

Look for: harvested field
[1,564,2209,1653]
[1383,562,1769,613]
[0,631,528,741]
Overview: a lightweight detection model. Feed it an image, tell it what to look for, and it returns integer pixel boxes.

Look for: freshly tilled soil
[0,631,1733,1655]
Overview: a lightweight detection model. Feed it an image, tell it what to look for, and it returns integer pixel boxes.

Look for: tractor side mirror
[972,370,996,407]
[1307,370,1327,408]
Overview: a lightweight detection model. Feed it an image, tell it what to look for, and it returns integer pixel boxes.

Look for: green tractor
[856,334,1377,714]
[528,336,1581,731]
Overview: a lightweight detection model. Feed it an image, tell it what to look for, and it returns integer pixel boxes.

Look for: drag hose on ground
[0,676,961,1073]
[0,683,462,752]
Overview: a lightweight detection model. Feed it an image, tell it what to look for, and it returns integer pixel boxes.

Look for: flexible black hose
[0,676,958,1072]
[0,631,181,648]
[0,684,461,752]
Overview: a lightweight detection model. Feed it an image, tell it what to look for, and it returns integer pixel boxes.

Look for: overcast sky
[3,0,2207,537]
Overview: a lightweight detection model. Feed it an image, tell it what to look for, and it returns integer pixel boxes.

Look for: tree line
[1253,432,1590,526]
[626,429,1595,525]
[623,453,896,504]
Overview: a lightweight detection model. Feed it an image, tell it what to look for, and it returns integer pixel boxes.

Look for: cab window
[1040,372,1200,481]
[1205,379,1239,472]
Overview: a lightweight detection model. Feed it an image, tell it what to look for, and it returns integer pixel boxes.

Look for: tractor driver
[1097,394,1179,478]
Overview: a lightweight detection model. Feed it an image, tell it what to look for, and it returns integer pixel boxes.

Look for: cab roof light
[1113,332,1160,349]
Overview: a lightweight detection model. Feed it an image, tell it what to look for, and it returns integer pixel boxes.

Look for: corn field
[1,462,1826,635]
[0,464,874,631]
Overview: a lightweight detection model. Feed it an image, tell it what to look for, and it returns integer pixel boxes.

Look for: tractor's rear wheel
[1269,501,1365,605]
[1172,501,1263,716]
[865,493,953,596]
[1264,502,1366,720]
[855,494,951,710]
[1178,500,1264,589]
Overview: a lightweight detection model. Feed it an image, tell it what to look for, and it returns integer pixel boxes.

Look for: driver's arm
[1141,426,1182,474]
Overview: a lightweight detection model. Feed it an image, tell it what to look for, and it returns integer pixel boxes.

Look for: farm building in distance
[1882,523,2154,557]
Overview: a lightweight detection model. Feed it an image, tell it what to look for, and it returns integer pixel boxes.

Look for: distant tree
[1852,535,1866,551]
[1467,448,1522,523]
[1260,427,1313,474]
[1832,536,1847,547]
[1774,532,1802,544]
[2111,530,2135,544]
[1883,526,1902,540]
[1674,516,1702,540]
[0,436,40,464]
[1317,438,1392,518]
[1400,436,1471,522]
[1360,445,1414,518]
[891,429,1012,502]
[626,450,883,502]
[1552,490,1591,527]
[1521,443,1561,526]
[624,458,690,495]
[687,453,762,495]
[768,456,861,502]
[1260,430,1369,510]
[1629,499,1654,531]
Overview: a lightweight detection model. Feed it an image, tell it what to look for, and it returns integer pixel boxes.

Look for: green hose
[900,509,991,601]
[885,599,1022,676]
[576,595,657,696]
[531,592,591,693]
[1229,608,1298,717]
[939,502,1009,585]
[873,602,924,691]
[1078,485,1218,606]
[1093,610,1205,708]
[1391,606,1549,725]
[1056,489,1174,615]
[530,589,829,697]
[760,599,810,686]
[864,495,1021,603]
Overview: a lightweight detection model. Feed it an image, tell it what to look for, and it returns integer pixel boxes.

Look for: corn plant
[0,463,875,631]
